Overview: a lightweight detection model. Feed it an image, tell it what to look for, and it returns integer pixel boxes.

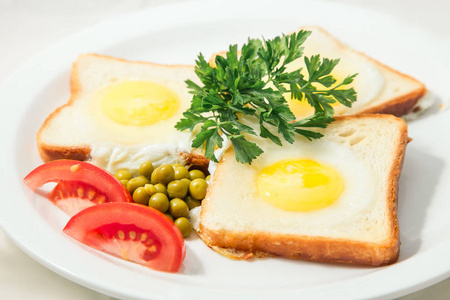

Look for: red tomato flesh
[63,203,185,273]
[47,180,109,216]
[23,160,132,215]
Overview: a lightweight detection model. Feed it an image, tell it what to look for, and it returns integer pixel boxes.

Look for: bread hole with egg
[199,114,408,266]
[37,54,209,175]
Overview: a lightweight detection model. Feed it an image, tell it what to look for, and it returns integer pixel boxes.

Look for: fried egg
[40,55,199,175]
[249,136,376,223]
[87,76,196,174]
[201,123,377,233]
[87,77,192,146]
[256,158,345,211]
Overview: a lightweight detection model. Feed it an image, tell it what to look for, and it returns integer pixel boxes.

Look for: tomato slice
[63,203,185,273]
[24,160,132,215]
[46,180,110,216]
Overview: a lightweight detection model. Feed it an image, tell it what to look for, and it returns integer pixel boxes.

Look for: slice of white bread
[209,26,426,118]
[37,54,208,173]
[198,114,408,266]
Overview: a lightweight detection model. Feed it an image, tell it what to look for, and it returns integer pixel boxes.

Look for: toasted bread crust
[37,99,92,162]
[348,47,427,117]
[198,114,408,266]
[198,228,399,266]
[358,80,426,117]
[38,144,92,162]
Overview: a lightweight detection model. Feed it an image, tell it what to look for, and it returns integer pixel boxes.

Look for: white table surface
[1,0,449,299]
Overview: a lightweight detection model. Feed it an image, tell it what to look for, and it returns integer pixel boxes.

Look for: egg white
[89,136,195,177]
[82,77,191,145]
[79,79,194,174]
[251,137,376,223]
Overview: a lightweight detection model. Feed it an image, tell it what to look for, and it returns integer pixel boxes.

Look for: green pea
[148,193,169,213]
[164,213,174,222]
[172,163,185,168]
[174,217,192,238]
[154,183,167,195]
[169,198,189,219]
[151,164,175,185]
[115,169,133,181]
[133,187,150,205]
[136,175,150,184]
[189,178,208,200]
[174,166,189,180]
[167,180,188,199]
[205,175,211,183]
[120,179,129,186]
[180,178,191,188]
[185,195,201,210]
[139,161,154,178]
[127,176,150,194]
[189,169,205,180]
[144,184,157,197]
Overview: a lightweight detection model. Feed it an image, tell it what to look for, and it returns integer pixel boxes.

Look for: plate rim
[1,0,450,299]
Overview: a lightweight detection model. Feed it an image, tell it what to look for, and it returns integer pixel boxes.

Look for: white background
[0,0,449,299]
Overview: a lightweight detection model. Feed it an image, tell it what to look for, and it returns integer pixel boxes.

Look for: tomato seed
[70,164,80,172]
[143,248,158,261]
[87,190,96,200]
[117,230,125,240]
[144,238,154,247]
[129,231,136,240]
[97,195,106,203]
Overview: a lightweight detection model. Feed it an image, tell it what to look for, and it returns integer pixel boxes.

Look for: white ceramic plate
[1,0,449,299]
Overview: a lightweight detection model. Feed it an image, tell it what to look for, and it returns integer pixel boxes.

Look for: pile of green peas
[115,162,209,238]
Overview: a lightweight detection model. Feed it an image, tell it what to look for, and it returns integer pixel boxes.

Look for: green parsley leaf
[175,30,357,164]
[229,136,264,163]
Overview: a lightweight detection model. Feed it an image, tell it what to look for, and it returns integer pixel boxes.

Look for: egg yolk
[286,96,315,119]
[99,80,179,126]
[256,159,344,211]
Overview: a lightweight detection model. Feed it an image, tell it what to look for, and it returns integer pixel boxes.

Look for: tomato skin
[23,160,133,207]
[63,203,185,273]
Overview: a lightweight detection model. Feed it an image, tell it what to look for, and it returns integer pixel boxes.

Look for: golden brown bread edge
[347,59,426,117]
[197,114,408,266]
[36,54,210,170]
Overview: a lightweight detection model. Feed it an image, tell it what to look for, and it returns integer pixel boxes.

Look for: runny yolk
[99,80,179,126]
[256,159,344,211]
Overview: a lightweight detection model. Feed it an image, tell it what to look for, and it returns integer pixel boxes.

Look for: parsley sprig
[175,30,357,164]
